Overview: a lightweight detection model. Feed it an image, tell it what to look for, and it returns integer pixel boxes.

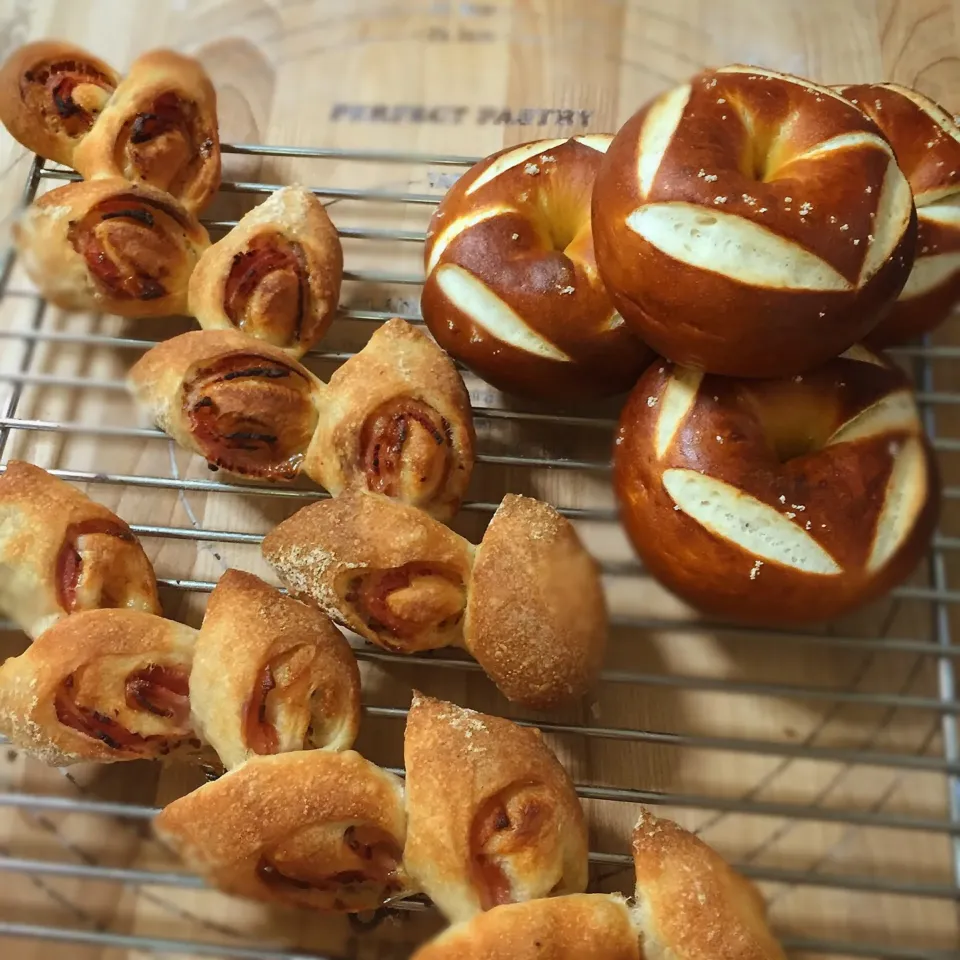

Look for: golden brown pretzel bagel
[838,83,960,346]
[14,178,209,318]
[593,65,917,377]
[422,136,652,399]
[72,49,220,213]
[0,40,120,167]
[613,346,938,624]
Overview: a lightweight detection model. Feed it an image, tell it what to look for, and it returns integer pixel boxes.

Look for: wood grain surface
[0,1,959,958]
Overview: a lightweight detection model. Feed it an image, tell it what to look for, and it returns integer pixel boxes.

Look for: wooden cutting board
[0,1,958,958]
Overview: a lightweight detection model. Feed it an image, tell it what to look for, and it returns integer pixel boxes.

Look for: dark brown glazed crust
[0,40,120,167]
[613,348,939,624]
[422,136,651,399]
[593,66,917,377]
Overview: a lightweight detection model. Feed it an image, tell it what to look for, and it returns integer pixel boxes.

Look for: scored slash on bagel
[422,135,652,399]
[613,346,938,624]
[592,64,918,377]
[838,82,960,346]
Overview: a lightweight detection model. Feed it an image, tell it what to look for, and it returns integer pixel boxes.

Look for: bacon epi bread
[422,135,652,399]
[14,177,210,318]
[154,749,415,912]
[614,346,938,624]
[592,64,917,376]
[0,608,199,766]
[189,185,343,358]
[403,693,588,922]
[411,894,642,960]
[0,461,161,640]
[191,569,361,770]
[838,83,960,346]
[0,40,120,167]
[129,319,476,519]
[71,48,220,213]
[261,488,607,708]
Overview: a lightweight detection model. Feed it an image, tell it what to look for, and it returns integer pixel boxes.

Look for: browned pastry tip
[154,749,415,912]
[592,65,917,376]
[72,48,220,213]
[632,808,786,960]
[411,894,642,960]
[464,494,607,708]
[0,608,199,766]
[403,693,587,924]
[613,347,938,624]
[307,318,476,521]
[189,186,343,358]
[838,83,960,346]
[128,328,326,481]
[192,569,360,769]
[261,488,474,653]
[0,460,160,640]
[0,40,120,167]
[15,177,209,318]
[422,135,652,399]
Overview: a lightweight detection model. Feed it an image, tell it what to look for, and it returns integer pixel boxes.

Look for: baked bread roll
[15,178,210,318]
[592,65,917,377]
[262,489,475,654]
[464,493,606,709]
[403,694,587,923]
[422,136,651,399]
[838,83,960,346]
[0,40,120,167]
[0,609,198,765]
[310,319,475,521]
[632,808,786,960]
[191,569,360,769]
[188,186,342,358]
[155,750,415,912]
[614,347,938,624]
[128,329,326,481]
[411,894,641,960]
[262,489,606,707]
[72,49,220,213]
[0,461,160,639]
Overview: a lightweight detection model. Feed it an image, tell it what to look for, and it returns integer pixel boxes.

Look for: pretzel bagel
[838,83,960,346]
[422,136,652,399]
[593,65,917,377]
[613,346,938,624]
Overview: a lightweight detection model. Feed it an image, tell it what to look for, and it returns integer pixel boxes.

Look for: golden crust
[0,40,120,167]
[307,318,476,521]
[192,569,360,769]
[632,809,786,960]
[0,460,160,640]
[72,49,220,213]
[128,329,326,482]
[154,750,416,912]
[261,488,474,653]
[189,186,343,358]
[14,177,209,318]
[412,894,641,960]
[403,694,588,924]
[0,608,199,766]
[465,495,607,708]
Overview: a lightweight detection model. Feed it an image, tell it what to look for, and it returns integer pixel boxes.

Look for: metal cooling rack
[0,147,958,960]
